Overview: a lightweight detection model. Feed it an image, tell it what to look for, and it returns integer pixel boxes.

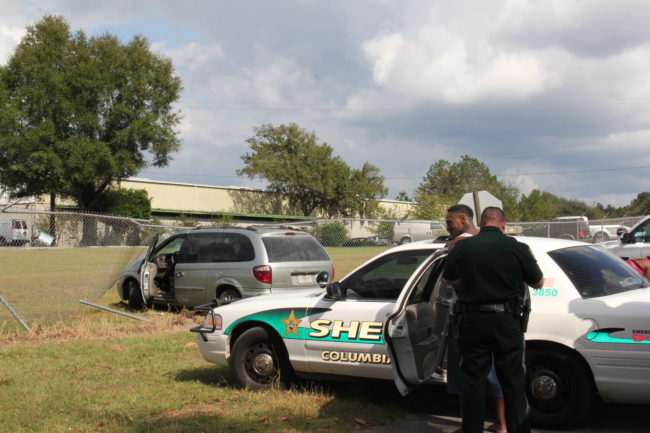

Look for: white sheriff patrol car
[191,237,650,428]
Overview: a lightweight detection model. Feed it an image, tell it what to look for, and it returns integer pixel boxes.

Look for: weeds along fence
[0,204,182,329]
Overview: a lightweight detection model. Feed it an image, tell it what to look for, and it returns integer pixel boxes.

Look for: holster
[519,297,531,333]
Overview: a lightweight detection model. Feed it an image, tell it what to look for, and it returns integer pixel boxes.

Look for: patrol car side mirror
[326,282,345,300]
[622,232,632,243]
[317,271,330,288]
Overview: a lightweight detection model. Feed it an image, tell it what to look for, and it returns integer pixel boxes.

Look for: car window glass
[632,220,650,242]
[155,237,184,257]
[340,249,436,300]
[262,235,329,262]
[208,233,255,262]
[408,257,445,305]
[548,246,650,298]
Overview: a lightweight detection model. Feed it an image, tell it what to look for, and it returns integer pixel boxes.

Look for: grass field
[0,244,450,433]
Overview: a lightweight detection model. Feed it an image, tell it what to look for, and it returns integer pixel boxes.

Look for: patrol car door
[302,248,439,380]
[385,252,450,395]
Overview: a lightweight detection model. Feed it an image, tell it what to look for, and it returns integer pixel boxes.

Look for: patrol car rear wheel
[525,349,594,428]
[230,327,292,390]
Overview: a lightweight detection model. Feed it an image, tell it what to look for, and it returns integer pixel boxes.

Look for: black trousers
[458,311,530,433]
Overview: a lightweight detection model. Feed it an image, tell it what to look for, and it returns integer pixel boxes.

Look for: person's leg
[493,314,530,433]
[486,357,506,432]
[487,398,507,433]
[459,313,492,433]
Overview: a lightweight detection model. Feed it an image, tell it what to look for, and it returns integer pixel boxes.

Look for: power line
[139,164,650,181]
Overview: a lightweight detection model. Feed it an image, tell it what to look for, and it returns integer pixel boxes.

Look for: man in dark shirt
[443,207,544,433]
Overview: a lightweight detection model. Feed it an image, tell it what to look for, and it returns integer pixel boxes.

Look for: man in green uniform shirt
[443,207,544,433]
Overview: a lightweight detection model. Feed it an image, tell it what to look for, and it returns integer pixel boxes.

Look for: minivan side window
[177,233,256,263]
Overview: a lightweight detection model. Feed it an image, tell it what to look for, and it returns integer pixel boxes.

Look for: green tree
[628,192,650,216]
[519,189,551,221]
[96,188,152,219]
[238,123,386,217]
[0,16,182,212]
[414,155,520,219]
[395,191,411,201]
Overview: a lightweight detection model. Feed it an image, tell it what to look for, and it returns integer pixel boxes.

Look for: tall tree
[238,123,386,217]
[414,155,520,219]
[0,16,182,211]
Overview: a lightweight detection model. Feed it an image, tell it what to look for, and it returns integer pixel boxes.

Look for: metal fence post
[0,293,31,331]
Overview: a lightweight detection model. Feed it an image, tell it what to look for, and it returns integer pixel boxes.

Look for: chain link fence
[1,203,646,329]
[0,204,183,329]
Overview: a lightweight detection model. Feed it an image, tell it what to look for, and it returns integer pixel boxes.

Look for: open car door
[384,250,451,395]
[139,233,160,303]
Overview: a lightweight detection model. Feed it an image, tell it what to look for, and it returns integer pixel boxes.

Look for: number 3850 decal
[533,288,558,297]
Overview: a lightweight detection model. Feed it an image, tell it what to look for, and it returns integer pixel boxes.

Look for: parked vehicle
[391,220,448,245]
[589,223,629,243]
[343,236,392,247]
[522,216,590,241]
[192,237,650,429]
[601,215,650,259]
[0,219,29,246]
[117,226,333,309]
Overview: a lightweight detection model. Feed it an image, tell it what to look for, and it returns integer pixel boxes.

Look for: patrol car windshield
[340,249,437,300]
[548,246,650,299]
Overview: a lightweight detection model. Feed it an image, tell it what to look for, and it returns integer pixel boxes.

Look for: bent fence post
[79,300,155,323]
[0,294,31,331]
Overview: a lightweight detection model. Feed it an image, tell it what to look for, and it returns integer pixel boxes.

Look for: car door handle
[176,271,184,278]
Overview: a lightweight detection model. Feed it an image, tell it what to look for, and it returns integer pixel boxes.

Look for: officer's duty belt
[454,302,515,314]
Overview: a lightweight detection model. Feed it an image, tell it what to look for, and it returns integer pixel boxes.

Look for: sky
[1,0,649,208]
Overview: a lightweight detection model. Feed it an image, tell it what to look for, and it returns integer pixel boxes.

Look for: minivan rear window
[262,235,330,262]
[548,245,649,298]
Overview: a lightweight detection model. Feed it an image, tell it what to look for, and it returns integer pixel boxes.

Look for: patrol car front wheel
[525,349,595,428]
[230,327,292,390]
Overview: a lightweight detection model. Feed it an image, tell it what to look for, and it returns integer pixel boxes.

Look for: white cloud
[153,41,224,73]
[0,26,25,64]
[360,19,555,105]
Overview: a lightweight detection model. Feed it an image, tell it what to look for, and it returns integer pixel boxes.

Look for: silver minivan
[118,226,333,309]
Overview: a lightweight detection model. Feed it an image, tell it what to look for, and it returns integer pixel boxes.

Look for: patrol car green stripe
[223,308,384,344]
[587,331,650,344]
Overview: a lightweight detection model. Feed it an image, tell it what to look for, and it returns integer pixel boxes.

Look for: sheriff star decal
[282,310,302,336]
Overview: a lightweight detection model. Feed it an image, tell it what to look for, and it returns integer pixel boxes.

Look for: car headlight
[202,313,222,330]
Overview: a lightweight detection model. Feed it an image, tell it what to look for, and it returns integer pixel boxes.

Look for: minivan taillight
[331,265,335,281]
[579,230,585,238]
[253,265,272,284]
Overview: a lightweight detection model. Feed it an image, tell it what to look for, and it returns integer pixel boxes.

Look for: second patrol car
[192,237,650,428]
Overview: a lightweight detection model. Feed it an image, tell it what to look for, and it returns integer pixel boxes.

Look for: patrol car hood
[215,289,324,312]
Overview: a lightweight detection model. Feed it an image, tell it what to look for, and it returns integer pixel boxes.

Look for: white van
[392,220,448,245]
[0,219,29,246]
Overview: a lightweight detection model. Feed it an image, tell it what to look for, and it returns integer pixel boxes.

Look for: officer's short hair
[480,207,506,225]
[447,204,474,218]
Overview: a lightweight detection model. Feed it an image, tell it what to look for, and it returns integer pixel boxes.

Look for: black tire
[127,280,145,310]
[218,288,241,303]
[399,237,412,245]
[525,349,595,428]
[229,327,292,390]
[0,237,5,246]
